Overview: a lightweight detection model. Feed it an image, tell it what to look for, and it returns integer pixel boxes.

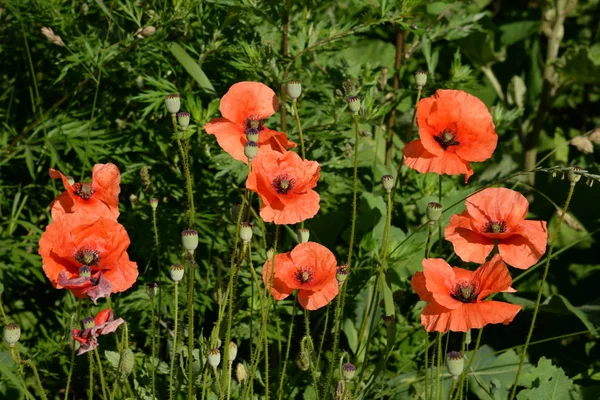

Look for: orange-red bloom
[72,308,124,355]
[247,149,320,225]
[39,213,138,300]
[411,255,521,332]
[262,242,338,310]
[203,81,296,163]
[403,90,497,182]
[445,188,548,269]
[49,163,120,218]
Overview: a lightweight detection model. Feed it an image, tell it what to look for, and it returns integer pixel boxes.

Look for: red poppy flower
[71,308,124,355]
[411,255,521,332]
[246,149,320,225]
[403,90,497,182]
[445,187,548,269]
[262,242,338,310]
[203,81,296,163]
[49,163,120,218]
[39,213,138,299]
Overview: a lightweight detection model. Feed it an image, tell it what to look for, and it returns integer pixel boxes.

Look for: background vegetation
[1,0,599,398]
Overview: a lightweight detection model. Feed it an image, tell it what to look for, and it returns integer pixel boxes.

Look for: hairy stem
[277,299,298,400]
[169,282,180,400]
[64,299,82,400]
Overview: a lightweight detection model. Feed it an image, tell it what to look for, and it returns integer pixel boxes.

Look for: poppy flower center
[451,281,478,303]
[483,220,506,234]
[294,267,314,285]
[73,182,95,200]
[245,118,264,131]
[272,174,296,195]
[434,128,460,150]
[74,248,100,267]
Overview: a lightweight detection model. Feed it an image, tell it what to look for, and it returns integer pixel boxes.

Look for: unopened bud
[296,228,310,243]
[41,27,65,47]
[4,323,21,346]
[381,175,394,193]
[236,363,247,383]
[297,351,310,371]
[165,94,181,115]
[244,141,259,160]
[464,330,472,346]
[342,363,356,381]
[120,348,135,376]
[170,264,185,282]
[140,165,151,189]
[181,230,199,253]
[177,112,191,130]
[415,70,428,89]
[207,348,221,369]
[240,223,253,243]
[146,282,158,299]
[287,80,302,100]
[347,96,361,114]
[140,26,156,37]
[266,248,275,260]
[446,351,465,378]
[426,202,443,222]
[150,198,159,210]
[228,341,238,362]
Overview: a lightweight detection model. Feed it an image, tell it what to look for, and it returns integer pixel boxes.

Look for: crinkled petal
[219,81,279,124]
[474,255,514,300]
[204,118,246,162]
[421,301,521,332]
[422,259,462,310]
[297,278,338,310]
[445,212,495,264]
[262,253,295,300]
[403,140,474,183]
[465,188,529,229]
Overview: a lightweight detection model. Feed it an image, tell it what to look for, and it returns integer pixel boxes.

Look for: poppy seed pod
[82,317,96,330]
[170,264,185,282]
[120,348,135,376]
[426,202,443,222]
[347,96,361,114]
[150,198,159,210]
[177,112,191,130]
[228,341,238,362]
[146,282,158,299]
[342,363,356,381]
[79,265,91,278]
[381,175,394,193]
[245,127,259,143]
[336,267,349,283]
[165,94,180,115]
[207,348,221,369]
[415,70,428,89]
[236,363,247,383]
[382,315,394,327]
[445,351,465,378]
[181,230,199,253]
[240,223,253,243]
[4,323,21,346]
[296,228,310,243]
[244,141,259,160]
[287,80,302,101]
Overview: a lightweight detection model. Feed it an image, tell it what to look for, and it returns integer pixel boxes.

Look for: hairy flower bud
[347,96,361,114]
[287,80,302,101]
[296,351,310,371]
[165,94,180,115]
[170,264,185,282]
[296,228,310,243]
[207,348,221,369]
[415,70,428,89]
[4,323,21,346]
[446,351,465,378]
[150,198,159,210]
[381,175,394,193]
[120,348,135,376]
[146,282,159,299]
[236,363,247,383]
[228,341,238,362]
[244,141,259,160]
[41,27,65,47]
[140,26,156,37]
[240,223,253,244]
[181,230,199,253]
[426,202,443,222]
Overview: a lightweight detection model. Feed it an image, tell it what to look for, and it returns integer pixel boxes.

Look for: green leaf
[105,350,121,370]
[517,357,578,399]
[499,21,539,45]
[169,43,216,94]
[342,317,358,354]
[587,42,600,66]
[541,294,599,337]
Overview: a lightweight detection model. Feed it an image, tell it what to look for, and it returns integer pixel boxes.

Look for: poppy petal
[91,163,120,217]
[204,118,247,163]
[422,259,462,310]
[465,188,529,228]
[498,233,547,270]
[219,81,279,124]
[474,255,513,300]
[297,278,339,310]
[262,253,295,300]
[445,212,495,264]
[403,140,474,182]
[411,272,434,303]
[421,301,521,332]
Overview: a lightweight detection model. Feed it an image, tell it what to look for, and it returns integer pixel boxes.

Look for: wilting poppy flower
[203,81,296,163]
[411,255,521,332]
[49,163,120,218]
[262,242,338,310]
[403,90,497,182]
[445,187,548,269]
[246,149,320,225]
[39,213,138,299]
[71,308,124,355]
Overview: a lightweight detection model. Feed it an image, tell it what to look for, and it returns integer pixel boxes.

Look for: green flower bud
[464,330,472,346]
[415,70,427,89]
[146,282,158,299]
[82,317,95,330]
[296,228,310,243]
[240,223,253,244]
[347,96,361,114]
[120,348,135,376]
[287,80,302,101]
[4,323,21,346]
[446,351,465,378]
[181,230,199,253]
[150,198,158,210]
[244,141,259,160]
[228,341,238,362]
[381,174,394,193]
[236,362,247,383]
[426,202,443,222]
[140,26,156,38]
[342,363,356,381]
[165,94,180,115]
[296,351,310,371]
[207,348,221,369]
[177,112,190,130]
[170,264,185,282]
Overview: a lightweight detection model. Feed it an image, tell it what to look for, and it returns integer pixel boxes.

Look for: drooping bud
[415,70,428,89]
[150,198,159,210]
[240,223,253,244]
[165,94,180,115]
[3,323,21,346]
[207,348,221,369]
[146,282,158,299]
[236,363,247,383]
[296,351,310,371]
[228,341,238,362]
[41,27,65,47]
[287,80,302,101]
[244,141,259,160]
[120,348,135,376]
[381,175,394,193]
[568,166,583,184]
[426,202,443,222]
[342,363,356,381]
[177,112,191,130]
[445,351,465,378]
[296,228,310,243]
[245,128,259,142]
[79,265,91,278]
[347,96,361,114]
[82,317,95,330]
[336,267,349,283]
[181,230,199,253]
[170,264,185,282]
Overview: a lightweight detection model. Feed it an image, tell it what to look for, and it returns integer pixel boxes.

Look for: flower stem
[93,348,109,400]
[277,299,298,400]
[169,281,180,400]
[172,115,195,228]
[437,175,443,253]
[393,88,422,194]
[9,347,30,400]
[22,358,48,400]
[187,253,196,400]
[88,351,94,400]
[509,182,577,399]
[453,328,482,400]
[150,296,157,400]
[292,100,306,160]
[424,334,430,400]
[304,309,320,399]
[436,332,442,400]
[64,299,82,400]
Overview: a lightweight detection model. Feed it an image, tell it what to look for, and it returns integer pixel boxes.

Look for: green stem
[292,100,306,160]
[64,299,82,400]
[424,334,430,400]
[437,175,443,253]
[0,295,8,324]
[304,309,320,400]
[227,360,233,400]
[436,332,442,400]
[169,282,180,400]
[393,88,422,194]
[316,304,330,370]
[509,182,577,399]
[277,299,298,400]
[94,348,109,400]
[22,359,48,400]
[200,365,210,400]
[425,222,434,259]
[172,115,195,228]
[453,329,482,400]
[88,352,94,400]
[150,297,157,400]
[10,347,30,400]
[187,253,196,400]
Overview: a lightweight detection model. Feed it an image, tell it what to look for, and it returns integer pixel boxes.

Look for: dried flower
[41,27,65,47]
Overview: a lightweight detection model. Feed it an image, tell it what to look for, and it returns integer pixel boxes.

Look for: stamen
[245,117,264,131]
[434,128,460,150]
[74,248,100,267]
[271,174,296,195]
[294,267,314,285]
[72,182,95,200]
[483,220,506,234]
[450,281,478,303]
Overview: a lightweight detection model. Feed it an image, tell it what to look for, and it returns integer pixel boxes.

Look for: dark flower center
[483,220,506,234]
[245,118,264,131]
[73,182,95,200]
[271,174,296,195]
[451,281,478,303]
[294,267,314,285]
[74,248,100,267]
[434,128,460,150]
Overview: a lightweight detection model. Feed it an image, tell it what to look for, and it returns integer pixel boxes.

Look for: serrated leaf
[169,43,215,95]
[517,357,577,399]
[469,345,529,400]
